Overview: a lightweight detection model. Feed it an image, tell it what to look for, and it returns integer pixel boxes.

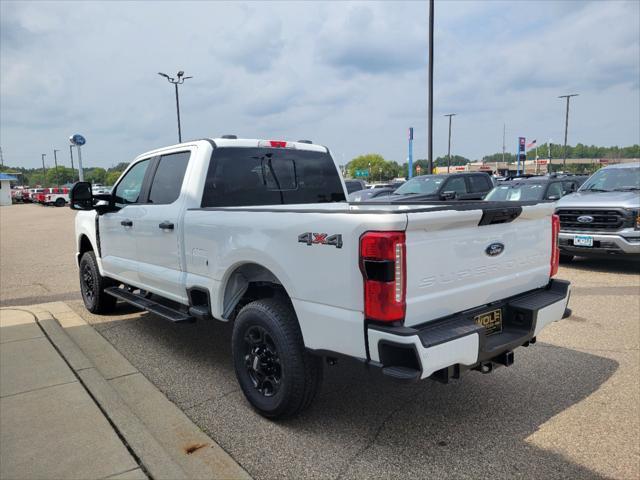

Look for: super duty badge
[298,232,343,249]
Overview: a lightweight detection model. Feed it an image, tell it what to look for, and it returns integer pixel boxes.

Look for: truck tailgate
[403,203,554,327]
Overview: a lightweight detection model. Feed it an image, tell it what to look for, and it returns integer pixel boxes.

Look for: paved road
[2,204,639,479]
[0,204,80,306]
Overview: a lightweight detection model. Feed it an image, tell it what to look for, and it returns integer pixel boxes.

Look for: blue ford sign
[70,134,86,146]
[485,242,505,257]
[577,215,594,223]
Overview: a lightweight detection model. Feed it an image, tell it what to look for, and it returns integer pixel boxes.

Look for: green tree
[109,162,129,172]
[84,167,107,184]
[346,154,400,181]
[45,167,76,186]
[106,171,123,186]
[482,152,517,164]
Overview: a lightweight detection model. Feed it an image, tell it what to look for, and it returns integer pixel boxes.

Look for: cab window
[443,177,467,195]
[148,152,190,205]
[113,159,150,208]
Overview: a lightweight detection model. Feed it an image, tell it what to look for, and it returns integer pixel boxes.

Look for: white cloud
[0,0,638,169]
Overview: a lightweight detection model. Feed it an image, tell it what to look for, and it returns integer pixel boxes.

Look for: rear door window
[468,175,492,193]
[148,152,190,205]
[443,177,467,195]
[201,147,346,207]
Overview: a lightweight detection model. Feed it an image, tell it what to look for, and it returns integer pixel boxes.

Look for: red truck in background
[36,187,69,206]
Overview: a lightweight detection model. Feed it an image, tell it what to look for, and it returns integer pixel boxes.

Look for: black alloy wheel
[79,251,117,313]
[243,325,282,397]
[232,298,323,419]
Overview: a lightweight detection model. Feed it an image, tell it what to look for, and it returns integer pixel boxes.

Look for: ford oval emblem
[486,242,505,257]
[577,215,594,223]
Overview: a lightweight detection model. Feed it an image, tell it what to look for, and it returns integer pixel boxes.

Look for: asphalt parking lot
[1,204,639,479]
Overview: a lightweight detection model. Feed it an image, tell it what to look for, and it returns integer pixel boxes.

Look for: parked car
[376,172,494,202]
[23,188,45,203]
[44,188,70,207]
[11,187,25,203]
[70,137,570,419]
[34,188,53,204]
[555,162,640,261]
[344,179,367,194]
[484,177,575,202]
[349,187,396,202]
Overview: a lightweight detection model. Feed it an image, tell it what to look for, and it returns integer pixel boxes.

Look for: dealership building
[0,173,18,206]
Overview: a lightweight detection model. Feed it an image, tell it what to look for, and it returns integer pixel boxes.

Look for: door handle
[120,220,133,227]
[158,221,174,230]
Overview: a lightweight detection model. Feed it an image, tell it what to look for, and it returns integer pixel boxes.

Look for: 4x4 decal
[298,232,343,249]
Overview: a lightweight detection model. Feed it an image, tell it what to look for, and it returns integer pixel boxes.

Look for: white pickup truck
[70,137,571,418]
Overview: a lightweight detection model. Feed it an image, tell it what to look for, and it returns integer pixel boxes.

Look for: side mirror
[441,191,456,200]
[69,182,93,210]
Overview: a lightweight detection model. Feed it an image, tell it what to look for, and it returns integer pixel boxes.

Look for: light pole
[53,149,60,187]
[558,93,579,170]
[158,71,193,143]
[444,113,456,173]
[69,145,75,181]
[427,0,435,175]
[41,154,46,186]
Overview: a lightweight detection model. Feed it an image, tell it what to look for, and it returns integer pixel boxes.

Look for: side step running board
[105,287,195,323]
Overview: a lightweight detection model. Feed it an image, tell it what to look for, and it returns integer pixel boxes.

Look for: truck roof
[601,161,640,170]
[137,137,328,160]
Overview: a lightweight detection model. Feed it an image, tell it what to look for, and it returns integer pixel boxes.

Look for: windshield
[393,176,444,195]
[579,167,640,192]
[485,184,545,201]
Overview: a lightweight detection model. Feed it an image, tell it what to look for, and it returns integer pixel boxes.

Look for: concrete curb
[4,303,251,480]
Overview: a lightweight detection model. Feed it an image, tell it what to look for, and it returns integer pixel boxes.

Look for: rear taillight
[550,214,560,277]
[360,231,406,322]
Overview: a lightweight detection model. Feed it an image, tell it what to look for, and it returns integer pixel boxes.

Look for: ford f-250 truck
[70,137,571,418]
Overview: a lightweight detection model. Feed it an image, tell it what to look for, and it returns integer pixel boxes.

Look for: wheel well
[223,263,291,320]
[79,235,93,256]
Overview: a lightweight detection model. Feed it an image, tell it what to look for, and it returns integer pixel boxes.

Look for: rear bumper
[367,279,571,381]
[559,231,640,256]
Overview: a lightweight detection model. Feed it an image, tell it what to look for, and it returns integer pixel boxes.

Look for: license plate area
[474,308,503,336]
[573,235,594,247]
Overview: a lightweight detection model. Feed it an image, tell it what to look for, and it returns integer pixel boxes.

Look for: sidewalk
[0,303,250,480]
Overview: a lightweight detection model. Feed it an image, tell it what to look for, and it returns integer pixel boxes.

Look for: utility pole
[53,149,60,187]
[500,123,505,174]
[408,127,414,179]
[69,145,75,181]
[559,93,579,170]
[41,154,47,186]
[427,0,434,174]
[444,114,456,173]
[158,71,193,143]
[0,146,4,167]
[77,145,84,182]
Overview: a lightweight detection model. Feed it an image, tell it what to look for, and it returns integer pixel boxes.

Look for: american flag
[526,139,537,149]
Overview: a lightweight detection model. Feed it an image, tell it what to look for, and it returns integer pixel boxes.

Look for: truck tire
[55,198,66,207]
[232,298,322,419]
[79,251,117,314]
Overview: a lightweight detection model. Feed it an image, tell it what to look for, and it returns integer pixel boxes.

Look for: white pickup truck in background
[70,137,571,418]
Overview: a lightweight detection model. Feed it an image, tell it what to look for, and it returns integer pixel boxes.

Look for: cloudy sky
[1,0,639,169]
